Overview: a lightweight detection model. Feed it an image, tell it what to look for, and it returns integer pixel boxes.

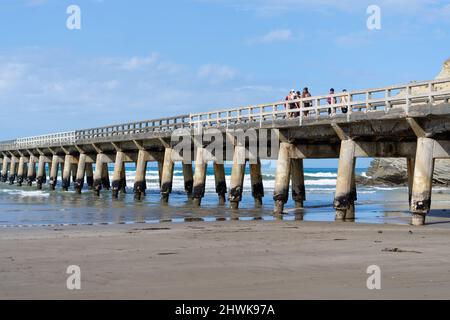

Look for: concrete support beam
[411,138,435,226]
[74,154,87,194]
[36,156,46,190]
[101,163,110,190]
[273,142,292,214]
[112,151,125,198]
[182,163,194,199]
[160,147,175,203]
[192,147,207,207]
[26,155,37,186]
[290,158,306,208]
[120,163,127,193]
[334,140,357,221]
[133,150,147,200]
[93,154,106,196]
[214,162,227,205]
[1,156,9,183]
[62,155,74,191]
[86,162,94,189]
[49,155,60,190]
[8,157,18,185]
[407,158,415,206]
[250,160,264,207]
[17,156,26,187]
[229,144,246,210]
[71,163,78,184]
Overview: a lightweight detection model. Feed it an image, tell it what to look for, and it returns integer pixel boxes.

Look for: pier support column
[160,148,175,203]
[71,163,77,185]
[120,163,127,194]
[250,160,264,207]
[1,156,9,182]
[8,157,17,185]
[407,158,415,206]
[26,155,36,186]
[183,163,194,199]
[74,154,87,194]
[133,150,147,200]
[273,142,292,215]
[411,138,435,226]
[291,158,306,209]
[36,156,46,190]
[214,163,227,205]
[112,151,125,198]
[61,155,73,191]
[344,168,357,222]
[192,147,207,207]
[86,162,94,189]
[49,155,59,190]
[229,144,246,210]
[93,155,104,196]
[334,140,356,221]
[17,156,26,186]
[101,163,110,190]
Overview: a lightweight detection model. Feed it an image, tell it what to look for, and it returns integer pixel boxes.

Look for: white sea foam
[1,189,50,198]
[304,172,338,178]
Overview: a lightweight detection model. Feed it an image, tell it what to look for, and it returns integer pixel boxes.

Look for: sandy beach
[1,220,449,300]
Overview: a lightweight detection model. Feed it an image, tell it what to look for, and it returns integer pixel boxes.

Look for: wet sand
[1,220,450,300]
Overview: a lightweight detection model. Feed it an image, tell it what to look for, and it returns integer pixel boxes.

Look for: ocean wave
[304,172,338,178]
[1,189,50,198]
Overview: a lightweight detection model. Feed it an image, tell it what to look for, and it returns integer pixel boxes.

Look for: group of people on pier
[285,87,349,118]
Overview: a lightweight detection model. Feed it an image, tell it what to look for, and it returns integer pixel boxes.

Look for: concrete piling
[17,156,26,186]
[273,142,292,215]
[71,163,77,184]
[290,158,306,209]
[36,156,46,190]
[8,156,17,185]
[160,147,175,203]
[411,138,435,226]
[1,156,9,182]
[334,140,356,221]
[250,160,264,207]
[85,162,94,189]
[26,155,36,186]
[112,151,125,198]
[229,144,246,210]
[133,150,147,200]
[214,162,227,205]
[93,155,104,196]
[120,163,127,194]
[49,155,59,190]
[407,158,415,206]
[74,154,87,194]
[192,147,207,207]
[101,163,110,190]
[62,155,73,191]
[182,163,194,199]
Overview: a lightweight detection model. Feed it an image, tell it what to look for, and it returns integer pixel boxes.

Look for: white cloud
[198,64,237,84]
[252,29,293,44]
[121,53,159,71]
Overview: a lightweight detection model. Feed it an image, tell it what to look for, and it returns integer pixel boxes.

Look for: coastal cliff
[361,158,450,186]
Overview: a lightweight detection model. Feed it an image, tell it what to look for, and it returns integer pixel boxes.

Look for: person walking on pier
[302,87,312,116]
[285,89,299,118]
[327,88,337,115]
[340,89,349,114]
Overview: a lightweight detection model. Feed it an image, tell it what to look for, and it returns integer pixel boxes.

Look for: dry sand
[0,220,449,300]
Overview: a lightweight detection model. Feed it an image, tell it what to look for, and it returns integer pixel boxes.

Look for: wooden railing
[1,78,450,151]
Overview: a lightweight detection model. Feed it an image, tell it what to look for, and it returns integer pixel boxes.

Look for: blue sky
[1,0,450,168]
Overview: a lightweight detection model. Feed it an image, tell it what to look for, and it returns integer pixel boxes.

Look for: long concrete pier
[1,77,450,226]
